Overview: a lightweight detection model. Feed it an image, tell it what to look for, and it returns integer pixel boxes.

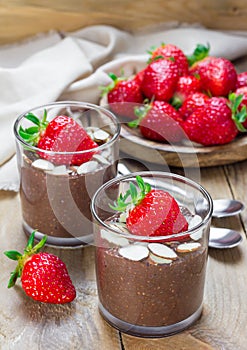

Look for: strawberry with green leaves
[140,59,179,101]
[4,232,76,304]
[129,100,184,143]
[19,110,98,165]
[101,73,143,119]
[110,175,188,237]
[182,95,247,146]
[149,43,189,76]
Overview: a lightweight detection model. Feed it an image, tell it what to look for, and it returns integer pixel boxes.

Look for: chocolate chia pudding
[20,153,117,246]
[14,101,120,247]
[96,238,207,330]
[92,172,212,337]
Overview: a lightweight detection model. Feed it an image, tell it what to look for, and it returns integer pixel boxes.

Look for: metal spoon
[212,199,244,218]
[209,227,243,249]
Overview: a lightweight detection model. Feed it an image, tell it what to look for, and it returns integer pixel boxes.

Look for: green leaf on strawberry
[187,43,210,67]
[19,110,48,146]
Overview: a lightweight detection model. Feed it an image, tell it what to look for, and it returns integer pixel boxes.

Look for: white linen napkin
[1,24,247,191]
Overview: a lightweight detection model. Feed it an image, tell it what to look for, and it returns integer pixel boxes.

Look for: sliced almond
[51,165,67,175]
[189,215,203,241]
[93,129,110,142]
[77,161,98,174]
[107,222,129,233]
[119,212,127,223]
[93,154,110,165]
[148,243,178,260]
[119,244,149,261]
[188,215,202,229]
[176,242,201,253]
[32,159,54,171]
[101,229,129,247]
[149,253,172,265]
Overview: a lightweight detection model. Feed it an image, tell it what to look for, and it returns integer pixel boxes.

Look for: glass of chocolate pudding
[91,172,213,337]
[14,101,120,247]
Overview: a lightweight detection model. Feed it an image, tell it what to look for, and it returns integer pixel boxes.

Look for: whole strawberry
[140,59,179,101]
[198,57,237,97]
[4,232,76,304]
[149,43,189,76]
[179,92,209,120]
[182,96,246,145]
[19,111,98,165]
[110,175,188,237]
[128,100,184,143]
[102,73,143,119]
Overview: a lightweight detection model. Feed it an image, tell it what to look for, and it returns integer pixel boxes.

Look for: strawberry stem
[19,110,48,146]
[228,93,247,132]
[109,175,151,212]
[4,231,47,288]
[187,43,210,67]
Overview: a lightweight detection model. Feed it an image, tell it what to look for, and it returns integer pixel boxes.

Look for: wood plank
[0,191,121,350]
[1,0,247,44]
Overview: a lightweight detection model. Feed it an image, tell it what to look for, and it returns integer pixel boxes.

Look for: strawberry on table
[140,59,179,101]
[128,100,184,143]
[110,175,188,237]
[19,110,98,165]
[182,96,247,146]
[101,73,143,119]
[4,232,76,304]
[149,43,189,76]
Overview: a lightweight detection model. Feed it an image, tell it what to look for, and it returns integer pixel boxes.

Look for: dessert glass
[14,101,120,247]
[91,171,213,337]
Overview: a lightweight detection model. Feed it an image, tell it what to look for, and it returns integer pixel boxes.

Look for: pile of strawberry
[102,43,247,146]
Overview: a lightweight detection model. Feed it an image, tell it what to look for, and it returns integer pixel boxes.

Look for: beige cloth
[2,24,247,190]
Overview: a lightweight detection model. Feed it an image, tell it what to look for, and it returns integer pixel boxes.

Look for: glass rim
[91,171,213,241]
[13,100,121,155]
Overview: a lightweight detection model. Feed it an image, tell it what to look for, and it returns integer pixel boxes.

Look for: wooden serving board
[120,124,247,168]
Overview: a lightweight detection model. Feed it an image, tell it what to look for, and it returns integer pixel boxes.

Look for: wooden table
[0,156,247,350]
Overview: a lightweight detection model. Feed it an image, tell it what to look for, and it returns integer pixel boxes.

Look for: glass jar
[91,171,213,337]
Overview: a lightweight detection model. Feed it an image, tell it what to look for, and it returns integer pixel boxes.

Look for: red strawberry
[128,100,184,143]
[198,57,237,96]
[236,72,247,88]
[141,59,179,101]
[19,111,98,165]
[179,92,209,120]
[102,73,143,119]
[110,175,188,238]
[149,43,189,76]
[182,96,245,145]
[4,232,76,304]
[171,75,202,108]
